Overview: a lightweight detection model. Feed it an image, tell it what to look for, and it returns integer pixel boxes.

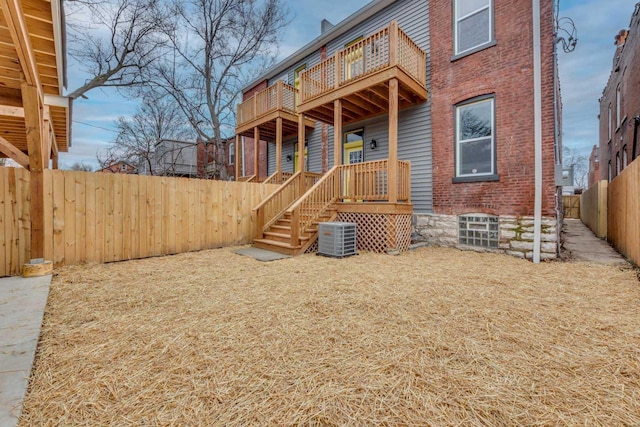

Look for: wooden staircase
[253,205,338,255]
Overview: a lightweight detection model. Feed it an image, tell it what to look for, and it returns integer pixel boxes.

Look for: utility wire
[73,120,119,133]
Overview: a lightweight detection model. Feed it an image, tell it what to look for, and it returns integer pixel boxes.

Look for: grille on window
[458,215,499,248]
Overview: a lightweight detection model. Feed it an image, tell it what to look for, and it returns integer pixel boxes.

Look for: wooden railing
[253,172,304,239]
[263,171,298,185]
[238,175,256,182]
[304,172,323,189]
[236,80,297,128]
[287,160,411,246]
[299,21,426,104]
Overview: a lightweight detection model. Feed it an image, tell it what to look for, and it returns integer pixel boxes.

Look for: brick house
[598,3,640,182]
[588,145,600,189]
[99,161,138,174]
[236,0,562,261]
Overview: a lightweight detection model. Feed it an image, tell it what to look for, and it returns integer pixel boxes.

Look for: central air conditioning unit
[318,222,357,258]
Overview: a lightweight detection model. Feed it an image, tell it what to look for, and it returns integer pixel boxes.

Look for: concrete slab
[0,274,51,427]
[234,247,291,262]
[563,219,629,266]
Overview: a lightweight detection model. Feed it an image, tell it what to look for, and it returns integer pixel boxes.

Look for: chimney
[321,19,334,34]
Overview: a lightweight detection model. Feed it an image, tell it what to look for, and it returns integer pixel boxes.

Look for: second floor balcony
[297,20,427,125]
[236,80,314,141]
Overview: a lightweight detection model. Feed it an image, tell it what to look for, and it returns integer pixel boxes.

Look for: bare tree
[97,93,194,175]
[65,0,169,100]
[563,146,589,190]
[65,162,94,172]
[148,0,289,179]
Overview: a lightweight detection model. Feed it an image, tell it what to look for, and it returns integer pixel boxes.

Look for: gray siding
[266,0,432,213]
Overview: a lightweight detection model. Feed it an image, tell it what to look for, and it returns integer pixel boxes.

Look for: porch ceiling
[297,67,427,126]
[236,111,315,142]
[0,0,69,158]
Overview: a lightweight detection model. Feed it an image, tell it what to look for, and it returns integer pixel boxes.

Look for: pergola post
[22,82,47,260]
[334,99,342,168]
[253,127,260,179]
[276,117,283,181]
[388,78,398,204]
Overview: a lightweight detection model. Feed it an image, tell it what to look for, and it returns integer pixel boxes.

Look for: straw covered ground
[20,246,640,426]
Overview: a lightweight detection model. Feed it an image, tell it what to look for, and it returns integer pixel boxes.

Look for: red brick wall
[196,140,234,179]
[429,0,557,217]
[599,5,640,182]
[242,80,269,178]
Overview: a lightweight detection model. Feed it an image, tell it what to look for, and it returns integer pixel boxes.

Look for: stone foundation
[413,214,558,260]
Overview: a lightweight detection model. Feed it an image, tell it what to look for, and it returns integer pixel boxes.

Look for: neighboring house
[237,0,562,261]
[588,145,600,189]
[100,161,138,174]
[196,138,236,179]
[599,3,640,182]
[141,139,198,177]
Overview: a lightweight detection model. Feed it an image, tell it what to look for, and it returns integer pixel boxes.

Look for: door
[343,129,364,200]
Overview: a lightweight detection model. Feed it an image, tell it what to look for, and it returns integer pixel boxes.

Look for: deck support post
[276,117,283,181]
[388,78,398,204]
[234,134,240,181]
[298,113,306,193]
[253,127,260,180]
[334,99,342,168]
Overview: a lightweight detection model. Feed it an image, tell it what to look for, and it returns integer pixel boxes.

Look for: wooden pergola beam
[0,105,25,118]
[0,0,43,92]
[0,135,29,168]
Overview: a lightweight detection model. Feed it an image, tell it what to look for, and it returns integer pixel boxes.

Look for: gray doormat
[234,247,291,262]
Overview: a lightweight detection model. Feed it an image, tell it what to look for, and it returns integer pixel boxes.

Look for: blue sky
[60,0,633,169]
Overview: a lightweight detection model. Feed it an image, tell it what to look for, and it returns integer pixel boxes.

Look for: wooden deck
[236,80,315,140]
[297,21,427,125]
[253,160,412,255]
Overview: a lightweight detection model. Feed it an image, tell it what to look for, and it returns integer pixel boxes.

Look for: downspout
[553,16,562,256]
[532,0,543,263]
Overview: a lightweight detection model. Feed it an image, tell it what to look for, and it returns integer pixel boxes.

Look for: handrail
[262,171,280,185]
[287,160,411,247]
[253,171,303,239]
[287,166,341,246]
[238,175,256,182]
[236,81,298,128]
[299,20,426,104]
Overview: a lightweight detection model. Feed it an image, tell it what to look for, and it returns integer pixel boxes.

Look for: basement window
[458,214,499,248]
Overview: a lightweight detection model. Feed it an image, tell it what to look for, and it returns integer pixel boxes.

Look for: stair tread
[264,231,291,239]
[254,239,301,249]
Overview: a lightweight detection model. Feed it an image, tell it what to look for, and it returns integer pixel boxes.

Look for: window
[608,104,612,140]
[608,160,612,182]
[458,214,499,248]
[616,152,621,175]
[455,96,495,179]
[454,0,493,56]
[121,163,127,171]
[343,129,364,165]
[623,145,628,168]
[229,142,235,165]
[616,84,622,128]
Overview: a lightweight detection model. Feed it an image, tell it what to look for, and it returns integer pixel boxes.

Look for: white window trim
[455,97,495,178]
[454,0,492,56]
[229,142,235,165]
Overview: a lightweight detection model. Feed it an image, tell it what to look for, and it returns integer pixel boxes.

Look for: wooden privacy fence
[562,195,580,219]
[0,167,278,277]
[607,157,640,266]
[580,180,607,238]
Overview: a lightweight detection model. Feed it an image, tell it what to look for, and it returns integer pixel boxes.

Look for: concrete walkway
[0,274,51,427]
[563,219,629,266]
